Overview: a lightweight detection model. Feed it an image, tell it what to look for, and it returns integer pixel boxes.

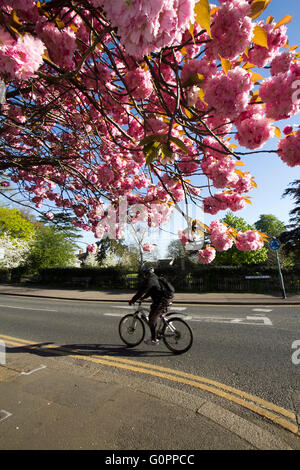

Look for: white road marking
[252,308,273,313]
[20,365,47,376]
[0,304,57,312]
[114,305,187,311]
[0,410,12,422]
[104,313,124,317]
[247,315,273,325]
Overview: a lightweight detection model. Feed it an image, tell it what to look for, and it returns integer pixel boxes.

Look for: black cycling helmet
[140,265,154,275]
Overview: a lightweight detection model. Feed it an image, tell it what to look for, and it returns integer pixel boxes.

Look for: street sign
[269,238,281,251]
[185,240,204,251]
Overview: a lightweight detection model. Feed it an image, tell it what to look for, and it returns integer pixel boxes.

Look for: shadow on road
[6,342,173,359]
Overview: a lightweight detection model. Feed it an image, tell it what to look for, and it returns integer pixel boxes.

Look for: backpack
[158,276,175,299]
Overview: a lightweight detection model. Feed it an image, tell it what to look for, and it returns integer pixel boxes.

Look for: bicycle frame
[132,301,181,336]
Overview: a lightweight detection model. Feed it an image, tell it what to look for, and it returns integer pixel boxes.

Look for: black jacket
[131,273,163,303]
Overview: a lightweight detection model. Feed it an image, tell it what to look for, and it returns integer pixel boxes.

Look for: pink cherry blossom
[235,231,264,251]
[277,129,300,167]
[283,125,293,135]
[206,0,253,61]
[87,244,97,254]
[178,229,190,245]
[0,0,297,264]
[247,22,288,67]
[36,22,76,70]
[236,117,274,150]
[124,68,153,100]
[0,30,44,80]
[97,0,196,58]
[203,192,246,214]
[209,221,233,251]
[142,242,155,252]
[197,246,216,264]
[271,51,295,76]
[205,68,253,119]
[259,72,299,121]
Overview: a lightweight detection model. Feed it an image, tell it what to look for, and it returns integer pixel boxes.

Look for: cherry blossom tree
[0,0,299,263]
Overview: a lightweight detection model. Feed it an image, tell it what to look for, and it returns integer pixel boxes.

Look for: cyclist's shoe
[144,338,160,346]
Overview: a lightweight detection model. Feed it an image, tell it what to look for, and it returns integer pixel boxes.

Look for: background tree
[254,214,286,238]
[96,238,132,266]
[0,207,35,240]
[27,225,77,272]
[279,180,300,264]
[253,213,294,266]
[38,212,82,244]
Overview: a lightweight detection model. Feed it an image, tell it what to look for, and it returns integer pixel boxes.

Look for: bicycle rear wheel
[119,314,145,347]
[162,317,193,354]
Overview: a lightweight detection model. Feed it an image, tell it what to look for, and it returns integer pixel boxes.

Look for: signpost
[269,238,286,299]
[269,238,281,251]
[0,80,6,105]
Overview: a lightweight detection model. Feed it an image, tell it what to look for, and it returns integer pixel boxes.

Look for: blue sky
[78,0,300,253]
[230,0,300,228]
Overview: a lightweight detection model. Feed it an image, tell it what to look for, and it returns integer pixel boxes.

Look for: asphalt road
[0,294,299,412]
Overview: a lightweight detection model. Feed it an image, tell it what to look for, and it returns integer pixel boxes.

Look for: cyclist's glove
[128,299,134,305]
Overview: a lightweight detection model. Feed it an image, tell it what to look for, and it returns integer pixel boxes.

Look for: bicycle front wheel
[119,314,145,347]
[162,317,193,354]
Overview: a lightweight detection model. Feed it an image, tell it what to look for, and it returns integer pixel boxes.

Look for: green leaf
[249,0,272,21]
[160,143,173,160]
[139,134,189,155]
[182,73,204,88]
[169,136,189,154]
[144,141,161,164]
[139,134,166,147]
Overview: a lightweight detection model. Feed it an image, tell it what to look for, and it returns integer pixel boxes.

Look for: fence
[38,266,300,293]
[1,266,299,294]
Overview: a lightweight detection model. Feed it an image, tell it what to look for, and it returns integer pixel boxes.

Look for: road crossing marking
[189,315,273,326]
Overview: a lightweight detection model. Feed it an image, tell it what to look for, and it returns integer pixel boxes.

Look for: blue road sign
[269,238,281,250]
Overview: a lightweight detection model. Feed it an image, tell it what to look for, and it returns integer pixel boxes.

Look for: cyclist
[128,266,171,346]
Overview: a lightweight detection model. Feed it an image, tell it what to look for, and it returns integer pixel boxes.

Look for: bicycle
[119,301,193,354]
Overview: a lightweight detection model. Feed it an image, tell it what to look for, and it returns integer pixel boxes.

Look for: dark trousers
[148,298,170,340]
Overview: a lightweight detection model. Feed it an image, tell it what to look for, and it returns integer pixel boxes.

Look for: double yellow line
[1,333,299,437]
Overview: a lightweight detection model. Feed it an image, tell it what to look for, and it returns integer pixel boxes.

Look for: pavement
[0,283,300,452]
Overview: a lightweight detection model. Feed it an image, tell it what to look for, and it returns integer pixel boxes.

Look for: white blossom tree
[0,232,33,269]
